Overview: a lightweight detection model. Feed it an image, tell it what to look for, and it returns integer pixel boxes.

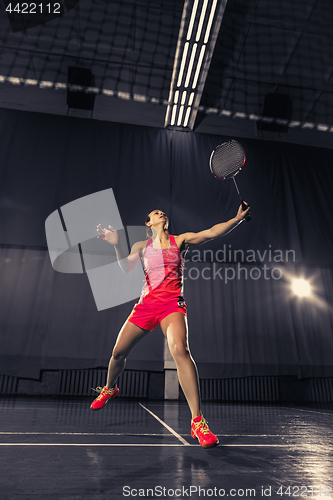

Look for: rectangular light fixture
[165,0,228,130]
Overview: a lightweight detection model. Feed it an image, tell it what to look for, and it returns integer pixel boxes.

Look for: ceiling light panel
[165,0,228,130]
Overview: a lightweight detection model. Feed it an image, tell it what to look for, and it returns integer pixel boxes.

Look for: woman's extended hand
[97,224,119,245]
[235,202,250,221]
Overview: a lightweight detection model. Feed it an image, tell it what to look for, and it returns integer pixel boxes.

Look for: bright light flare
[291,278,312,298]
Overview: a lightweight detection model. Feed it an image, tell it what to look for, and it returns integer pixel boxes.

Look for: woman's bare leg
[106,320,149,389]
[160,312,201,419]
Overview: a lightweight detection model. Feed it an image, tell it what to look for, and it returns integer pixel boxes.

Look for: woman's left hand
[236,202,250,221]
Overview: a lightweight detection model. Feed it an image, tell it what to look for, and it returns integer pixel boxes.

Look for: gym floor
[0,396,332,499]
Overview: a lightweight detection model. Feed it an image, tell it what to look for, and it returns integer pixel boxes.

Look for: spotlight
[291,278,312,298]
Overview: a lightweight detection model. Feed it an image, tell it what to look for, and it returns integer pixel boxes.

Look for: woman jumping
[90,203,250,448]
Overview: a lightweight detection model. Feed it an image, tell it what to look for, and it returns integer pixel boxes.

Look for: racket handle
[242,201,251,222]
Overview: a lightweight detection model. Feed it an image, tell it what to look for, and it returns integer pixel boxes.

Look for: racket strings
[210,141,245,179]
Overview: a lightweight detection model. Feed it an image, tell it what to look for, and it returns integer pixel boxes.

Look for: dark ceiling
[0,0,332,148]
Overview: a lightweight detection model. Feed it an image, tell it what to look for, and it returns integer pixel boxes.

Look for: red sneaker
[191,415,219,448]
[90,385,119,410]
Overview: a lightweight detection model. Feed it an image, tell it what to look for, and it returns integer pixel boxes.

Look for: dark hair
[145,212,153,238]
[145,210,169,239]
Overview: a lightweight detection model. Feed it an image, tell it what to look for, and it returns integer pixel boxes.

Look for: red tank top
[139,235,185,303]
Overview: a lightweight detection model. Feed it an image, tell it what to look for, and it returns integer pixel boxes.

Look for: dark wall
[1,107,333,379]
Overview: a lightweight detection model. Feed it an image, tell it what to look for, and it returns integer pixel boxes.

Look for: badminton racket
[209,140,251,222]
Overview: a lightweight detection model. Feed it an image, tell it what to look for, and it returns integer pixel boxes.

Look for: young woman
[90,203,250,448]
